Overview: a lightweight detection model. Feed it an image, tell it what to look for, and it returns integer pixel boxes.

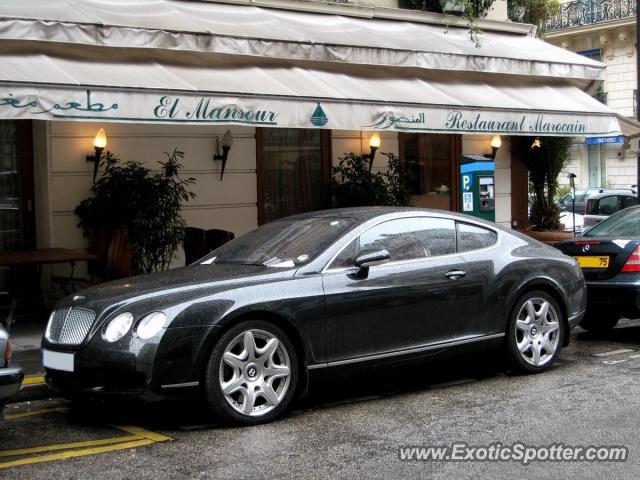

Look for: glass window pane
[262,128,324,223]
[0,121,22,252]
[456,222,497,252]
[207,217,356,266]
[403,134,452,211]
[329,218,458,269]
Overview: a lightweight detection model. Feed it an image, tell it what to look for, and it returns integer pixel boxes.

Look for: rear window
[583,207,640,237]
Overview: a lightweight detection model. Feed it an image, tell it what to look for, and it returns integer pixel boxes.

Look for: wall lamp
[86,128,107,183]
[485,135,501,159]
[364,132,381,171]
[531,137,542,150]
[213,130,234,180]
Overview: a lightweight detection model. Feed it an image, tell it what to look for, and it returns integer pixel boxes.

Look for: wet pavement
[2,319,640,479]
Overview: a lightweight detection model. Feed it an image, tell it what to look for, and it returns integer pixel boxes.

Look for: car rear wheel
[506,291,564,373]
[579,308,620,333]
[203,320,298,425]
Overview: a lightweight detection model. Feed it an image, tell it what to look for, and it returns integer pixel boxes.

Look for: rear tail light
[3,339,11,367]
[622,246,640,272]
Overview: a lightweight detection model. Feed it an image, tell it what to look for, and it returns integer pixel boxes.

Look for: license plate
[42,349,74,372]
[574,256,610,269]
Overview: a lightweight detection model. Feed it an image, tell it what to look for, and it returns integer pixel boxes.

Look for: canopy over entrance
[0,0,622,136]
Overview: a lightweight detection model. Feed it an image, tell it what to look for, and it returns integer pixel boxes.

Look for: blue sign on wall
[585,135,625,145]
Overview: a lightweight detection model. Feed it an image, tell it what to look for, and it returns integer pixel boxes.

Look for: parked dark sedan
[43,208,586,425]
[555,205,640,332]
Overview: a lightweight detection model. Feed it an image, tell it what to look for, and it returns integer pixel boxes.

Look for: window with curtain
[402,133,455,211]
[0,121,23,252]
[260,128,327,223]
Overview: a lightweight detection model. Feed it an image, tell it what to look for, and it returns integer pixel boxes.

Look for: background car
[582,192,639,229]
[557,188,635,214]
[42,208,586,425]
[0,324,23,418]
[555,205,640,332]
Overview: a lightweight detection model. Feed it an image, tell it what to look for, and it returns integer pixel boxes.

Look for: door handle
[445,270,466,280]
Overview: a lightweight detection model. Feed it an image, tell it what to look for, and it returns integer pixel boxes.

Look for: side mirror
[354,249,391,269]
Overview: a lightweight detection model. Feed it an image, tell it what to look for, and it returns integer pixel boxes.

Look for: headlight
[135,312,167,340]
[102,312,134,342]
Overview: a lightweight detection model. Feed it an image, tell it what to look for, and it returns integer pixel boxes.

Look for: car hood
[59,263,297,313]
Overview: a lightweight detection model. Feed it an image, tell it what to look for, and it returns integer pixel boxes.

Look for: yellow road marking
[0,406,173,469]
[4,407,69,420]
[0,439,156,469]
[116,425,173,442]
[0,435,142,457]
[21,376,45,386]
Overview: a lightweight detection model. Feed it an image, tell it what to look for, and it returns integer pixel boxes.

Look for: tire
[203,320,298,425]
[579,307,620,333]
[506,291,564,374]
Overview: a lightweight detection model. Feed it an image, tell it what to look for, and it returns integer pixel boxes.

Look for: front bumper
[43,324,214,400]
[0,366,24,409]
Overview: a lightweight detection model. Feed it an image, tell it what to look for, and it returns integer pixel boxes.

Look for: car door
[452,221,501,338]
[321,216,472,363]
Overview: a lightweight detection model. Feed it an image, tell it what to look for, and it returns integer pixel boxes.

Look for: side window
[624,196,639,209]
[329,238,358,269]
[328,217,456,269]
[597,195,618,215]
[456,222,497,252]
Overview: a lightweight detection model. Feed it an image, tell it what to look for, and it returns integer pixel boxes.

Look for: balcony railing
[545,0,636,32]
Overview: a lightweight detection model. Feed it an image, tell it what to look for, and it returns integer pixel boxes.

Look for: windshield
[582,207,640,237]
[200,217,357,267]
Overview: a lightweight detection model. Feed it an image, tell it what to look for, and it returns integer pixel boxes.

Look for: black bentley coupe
[43,208,586,425]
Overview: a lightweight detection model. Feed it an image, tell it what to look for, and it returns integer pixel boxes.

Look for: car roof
[283,206,492,225]
[586,191,637,200]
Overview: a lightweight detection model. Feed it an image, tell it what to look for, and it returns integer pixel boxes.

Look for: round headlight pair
[102,312,167,342]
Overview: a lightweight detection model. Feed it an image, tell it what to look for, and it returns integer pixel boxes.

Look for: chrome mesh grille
[46,308,96,345]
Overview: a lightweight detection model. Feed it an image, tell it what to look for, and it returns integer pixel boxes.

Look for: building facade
[0,0,622,301]
[545,0,638,189]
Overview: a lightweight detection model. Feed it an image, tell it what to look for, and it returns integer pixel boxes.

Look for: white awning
[0,0,605,83]
[0,0,622,136]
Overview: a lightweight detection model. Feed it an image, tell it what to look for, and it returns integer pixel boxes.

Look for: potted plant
[75,149,196,276]
[328,152,413,208]
[512,136,574,244]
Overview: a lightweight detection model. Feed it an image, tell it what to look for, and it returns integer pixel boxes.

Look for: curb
[15,375,56,403]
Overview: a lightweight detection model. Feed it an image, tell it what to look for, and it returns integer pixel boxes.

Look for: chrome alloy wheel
[515,298,561,367]
[218,329,291,417]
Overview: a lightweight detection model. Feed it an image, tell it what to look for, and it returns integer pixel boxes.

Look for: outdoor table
[0,248,97,330]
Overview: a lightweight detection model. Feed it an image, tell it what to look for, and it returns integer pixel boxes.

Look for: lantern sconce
[213,130,234,180]
[86,128,107,183]
[364,132,381,172]
[485,135,501,159]
[531,137,542,150]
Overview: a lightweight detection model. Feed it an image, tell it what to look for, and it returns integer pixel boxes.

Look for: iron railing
[545,0,636,32]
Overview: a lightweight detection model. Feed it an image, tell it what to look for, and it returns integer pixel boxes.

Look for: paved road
[2,319,640,479]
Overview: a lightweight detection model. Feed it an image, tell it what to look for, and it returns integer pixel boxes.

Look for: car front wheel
[203,320,298,425]
[506,291,564,373]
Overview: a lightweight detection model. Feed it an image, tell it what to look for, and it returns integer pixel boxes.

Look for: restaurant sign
[0,87,622,137]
